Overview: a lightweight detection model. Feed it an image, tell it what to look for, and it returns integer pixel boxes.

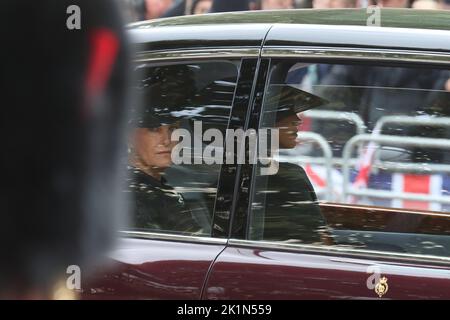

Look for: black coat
[127,168,205,234]
[251,162,327,243]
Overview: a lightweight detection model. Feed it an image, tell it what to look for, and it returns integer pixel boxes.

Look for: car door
[204,32,450,299]
[82,52,261,299]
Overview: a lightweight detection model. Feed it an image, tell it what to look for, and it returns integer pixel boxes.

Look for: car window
[249,59,450,259]
[126,60,239,237]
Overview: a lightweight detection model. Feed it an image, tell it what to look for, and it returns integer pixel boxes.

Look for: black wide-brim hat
[263,84,329,124]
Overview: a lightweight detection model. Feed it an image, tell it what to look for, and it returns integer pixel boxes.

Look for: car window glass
[250,60,450,259]
[127,60,239,237]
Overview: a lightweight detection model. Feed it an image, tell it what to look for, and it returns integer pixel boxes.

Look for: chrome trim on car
[134,47,260,62]
[262,46,450,65]
[228,239,450,265]
[120,230,228,245]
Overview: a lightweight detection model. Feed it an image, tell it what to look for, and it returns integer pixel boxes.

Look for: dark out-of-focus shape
[0,0,130,298]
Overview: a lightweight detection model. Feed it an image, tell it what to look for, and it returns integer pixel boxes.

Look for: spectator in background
[295,0,314,7]
[121,0,147,22]
[210,0,250,12]
[261,0,295,9]
[412,0,439,8]
[311,0,331,7]
[0,0,129,298]
[370,0,410,7]
[329,0,357,6]
[161,0,188,17]
[145,0,174,19]
[286,0,356,85]
[313,0,357,7]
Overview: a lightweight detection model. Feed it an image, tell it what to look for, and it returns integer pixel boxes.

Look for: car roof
[129,8,450,31]
[128,9,450,53]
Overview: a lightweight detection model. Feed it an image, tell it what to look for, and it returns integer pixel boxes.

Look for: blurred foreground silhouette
[0,0,130,299]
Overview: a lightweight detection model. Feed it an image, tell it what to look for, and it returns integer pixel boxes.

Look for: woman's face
[276,114,301,149]
[131,123,178,170]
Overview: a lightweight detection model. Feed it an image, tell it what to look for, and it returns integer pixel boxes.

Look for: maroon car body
[83,9,450,300]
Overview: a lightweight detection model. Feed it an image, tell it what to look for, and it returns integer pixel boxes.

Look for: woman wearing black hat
[127,66,205,235]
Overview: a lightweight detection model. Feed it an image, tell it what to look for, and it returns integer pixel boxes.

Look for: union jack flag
[304,163,450,212]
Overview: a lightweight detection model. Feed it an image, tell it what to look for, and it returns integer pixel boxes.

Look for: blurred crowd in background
[121,0,450,23]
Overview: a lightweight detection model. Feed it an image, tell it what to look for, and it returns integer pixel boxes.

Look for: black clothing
[127,167,203,234]
[252,162,327,243]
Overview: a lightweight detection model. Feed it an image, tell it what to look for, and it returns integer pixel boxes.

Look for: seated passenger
[127,108,204,234]
[258,86,330,243]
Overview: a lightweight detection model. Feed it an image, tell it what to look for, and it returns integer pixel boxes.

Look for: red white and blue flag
[304,164,450,212]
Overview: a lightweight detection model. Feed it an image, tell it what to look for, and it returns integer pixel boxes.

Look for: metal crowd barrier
[342,134,450,205]
[303,110,367,135]
[374,115,450,133]
[295,132,334,201]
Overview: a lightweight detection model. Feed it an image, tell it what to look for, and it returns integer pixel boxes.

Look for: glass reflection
[251,60,450,258]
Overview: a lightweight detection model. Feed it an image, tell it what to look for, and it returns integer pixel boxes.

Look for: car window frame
[231,45,450,267]
[122,47,261,245]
